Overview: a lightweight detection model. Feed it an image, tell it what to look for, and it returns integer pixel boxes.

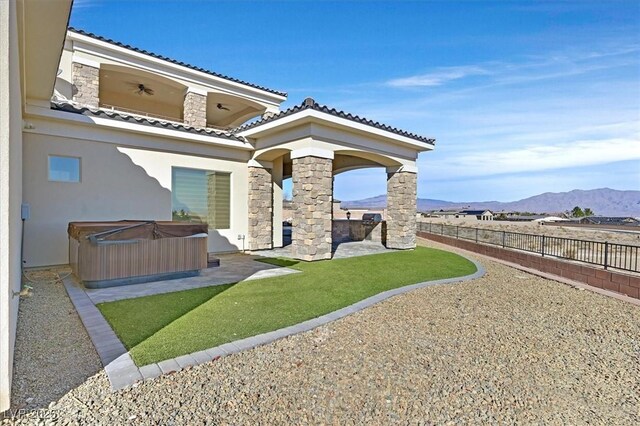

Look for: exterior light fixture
[346,211,351,220]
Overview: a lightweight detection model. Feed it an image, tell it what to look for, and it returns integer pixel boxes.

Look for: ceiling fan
[127,82,154,96]
[217,103,231,111]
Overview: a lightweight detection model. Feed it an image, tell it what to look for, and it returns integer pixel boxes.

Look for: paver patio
[83,253,300,304]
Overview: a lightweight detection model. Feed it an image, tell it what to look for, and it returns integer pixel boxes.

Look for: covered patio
[238,98,435,261]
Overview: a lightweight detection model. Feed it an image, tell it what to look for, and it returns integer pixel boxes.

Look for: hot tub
[68,221,208,288]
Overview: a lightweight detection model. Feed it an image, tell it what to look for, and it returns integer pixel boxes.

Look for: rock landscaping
[3,243,639,424]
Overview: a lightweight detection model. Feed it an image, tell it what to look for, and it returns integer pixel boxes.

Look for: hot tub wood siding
[72,236,207,283]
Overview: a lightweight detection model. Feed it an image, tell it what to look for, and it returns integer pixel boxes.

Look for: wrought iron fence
[418,222,639,273]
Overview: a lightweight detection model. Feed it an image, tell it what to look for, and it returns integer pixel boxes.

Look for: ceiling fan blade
[144,88,154,95]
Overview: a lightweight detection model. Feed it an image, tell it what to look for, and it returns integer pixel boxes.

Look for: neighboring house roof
[578,216,640,226]
[428,210,464,216]
[506,214,546,220]
[67,27,287,98]
[460,210,492,215]
[51,101,245,141]
[236,98,435,145]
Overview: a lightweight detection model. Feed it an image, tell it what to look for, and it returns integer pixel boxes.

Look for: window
[48,155,80,182]
[171,167,231,229]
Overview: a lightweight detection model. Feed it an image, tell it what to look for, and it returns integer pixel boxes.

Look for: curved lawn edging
[104,253,485,390]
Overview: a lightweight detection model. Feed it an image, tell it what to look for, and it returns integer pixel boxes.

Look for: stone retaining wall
[332,220,384,244]
[418,231,640,300]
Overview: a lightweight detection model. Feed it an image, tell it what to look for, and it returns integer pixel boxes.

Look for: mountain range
[341,188,640,217]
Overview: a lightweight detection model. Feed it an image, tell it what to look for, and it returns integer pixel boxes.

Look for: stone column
[72,63,99,108]
[183,91,207,128]
[386,170,417,249]
[248,166,273,251]
[291,156,333,261]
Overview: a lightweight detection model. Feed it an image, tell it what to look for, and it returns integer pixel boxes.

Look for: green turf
[97,284,234,348]
[98,246,476,366]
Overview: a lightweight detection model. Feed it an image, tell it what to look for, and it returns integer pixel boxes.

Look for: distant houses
[422,209,494,222]
[576,216,640,226]
[420,208,640,228]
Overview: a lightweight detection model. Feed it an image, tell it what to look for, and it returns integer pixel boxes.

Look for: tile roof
[461,210,492,215]
[67,27,287,98]
[51,101,246,142]
[236,98,435,145]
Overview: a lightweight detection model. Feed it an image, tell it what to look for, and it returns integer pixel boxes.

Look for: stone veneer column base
[291,156,333,261]
[386,170,417,249]
[72,62,99,108]
[183,91,207,128]
[248,167,273,251]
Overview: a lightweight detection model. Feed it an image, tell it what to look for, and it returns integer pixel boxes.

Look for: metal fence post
[456,226,459,239]
[475,228,478,243]
[502,231,505,248]
[604,241,608,270]
[541,235,545,257]
[429,222,432,233]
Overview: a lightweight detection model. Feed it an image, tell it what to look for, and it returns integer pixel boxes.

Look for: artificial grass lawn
[98,246,476,366]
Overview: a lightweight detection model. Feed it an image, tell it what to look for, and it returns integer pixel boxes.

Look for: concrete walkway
[84,253,300,304]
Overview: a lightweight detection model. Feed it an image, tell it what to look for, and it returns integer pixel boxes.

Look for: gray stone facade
[385,171,417,249]
[72,63,99,108]
[291,156,333,261]
[248,167,273,251]
[183,91,207,128]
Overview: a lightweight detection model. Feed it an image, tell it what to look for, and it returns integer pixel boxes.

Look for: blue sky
[71,0,640,202]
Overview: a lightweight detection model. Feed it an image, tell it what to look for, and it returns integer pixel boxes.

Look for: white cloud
[385,45,639,90]
[386,65,491,88]
[426,137,640,179]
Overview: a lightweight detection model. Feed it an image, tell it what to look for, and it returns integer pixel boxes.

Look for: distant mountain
[341,188,640,217]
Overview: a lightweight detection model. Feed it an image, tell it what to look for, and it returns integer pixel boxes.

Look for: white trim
[71,55,100,69]
[24,102,253,151]
[185,87,208,97]
[290,147,334,160]
[238,109,434,152]
[386,164,418,174]
[248,159,274,169]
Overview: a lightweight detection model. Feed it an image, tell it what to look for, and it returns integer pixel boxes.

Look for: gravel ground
[5,268,101,416]
[3,244,640,424]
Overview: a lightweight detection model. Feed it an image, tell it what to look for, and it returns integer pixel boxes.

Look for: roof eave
[237,108,435,152]
[66,28,288,102]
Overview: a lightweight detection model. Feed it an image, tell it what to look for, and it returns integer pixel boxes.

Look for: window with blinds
[171,167,231,229]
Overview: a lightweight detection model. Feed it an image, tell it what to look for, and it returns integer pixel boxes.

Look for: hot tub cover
[68,221,209,241]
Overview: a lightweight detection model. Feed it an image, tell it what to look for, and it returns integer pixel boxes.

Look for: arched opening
[279,150,400,251]
[99,64,187,121]
[206,92,267,129]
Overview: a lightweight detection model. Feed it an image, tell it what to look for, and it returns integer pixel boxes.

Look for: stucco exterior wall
[271,156,283,248]
[0,0,22,412]
[22,132,250,267]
